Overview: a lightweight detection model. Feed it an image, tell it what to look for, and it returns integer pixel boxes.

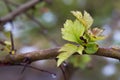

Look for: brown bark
[0,47,120,65]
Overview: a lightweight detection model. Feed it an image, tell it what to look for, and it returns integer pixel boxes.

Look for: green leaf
[57,43,78,67]
[85,42,98,54]
[77,45,84,55]
[62,19,85,43]
[87,28,105,42]
[71,11,93,29]
[89,35,105,42]
[3,41,11,53]
[83,11,93,28]
[57,10,105,68]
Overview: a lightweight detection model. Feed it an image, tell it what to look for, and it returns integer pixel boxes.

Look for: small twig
[20,57,31,74]
[20,63,28,74]
[14,63,56,75]
[4,0,59,46]
[9,22,16,54]
[54,59,66,80]
[60,65,67,80]
[3,0,16,54]
[0,0,43,25]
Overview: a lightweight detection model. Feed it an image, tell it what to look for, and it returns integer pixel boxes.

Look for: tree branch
[0,47,120,65]
[0,0,120,67]
[0,0,42,25]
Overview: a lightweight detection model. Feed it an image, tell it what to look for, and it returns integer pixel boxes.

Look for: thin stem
[54,58,67,80]
[14,63,56,75]
[0,0,42,25]
[20,63,28,74]
[60,65,67,80]
[6,0,59,46]
[10,23,15,54]
[3,0,15,54]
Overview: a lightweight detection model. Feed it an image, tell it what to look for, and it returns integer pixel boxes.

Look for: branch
[2,0,59,46]
[0,47,120,65]
[0,0,42,25]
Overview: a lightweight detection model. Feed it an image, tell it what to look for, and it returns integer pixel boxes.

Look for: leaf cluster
[57,11,104,67]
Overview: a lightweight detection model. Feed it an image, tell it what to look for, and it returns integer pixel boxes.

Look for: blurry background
[0,0,120,80]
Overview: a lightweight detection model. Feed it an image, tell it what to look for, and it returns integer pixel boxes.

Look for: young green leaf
[85,42,98,54]
[87,28,105,42]
[89,35,105,42]
[71,11,93,29]
[62,19,85,43]
[3,41,11,53]
[71,11,85,26]
[57,11,105,67]
[57,43,78,67]
[77,45,84,55]
[83,11,93,28]
[0,40,11,57]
